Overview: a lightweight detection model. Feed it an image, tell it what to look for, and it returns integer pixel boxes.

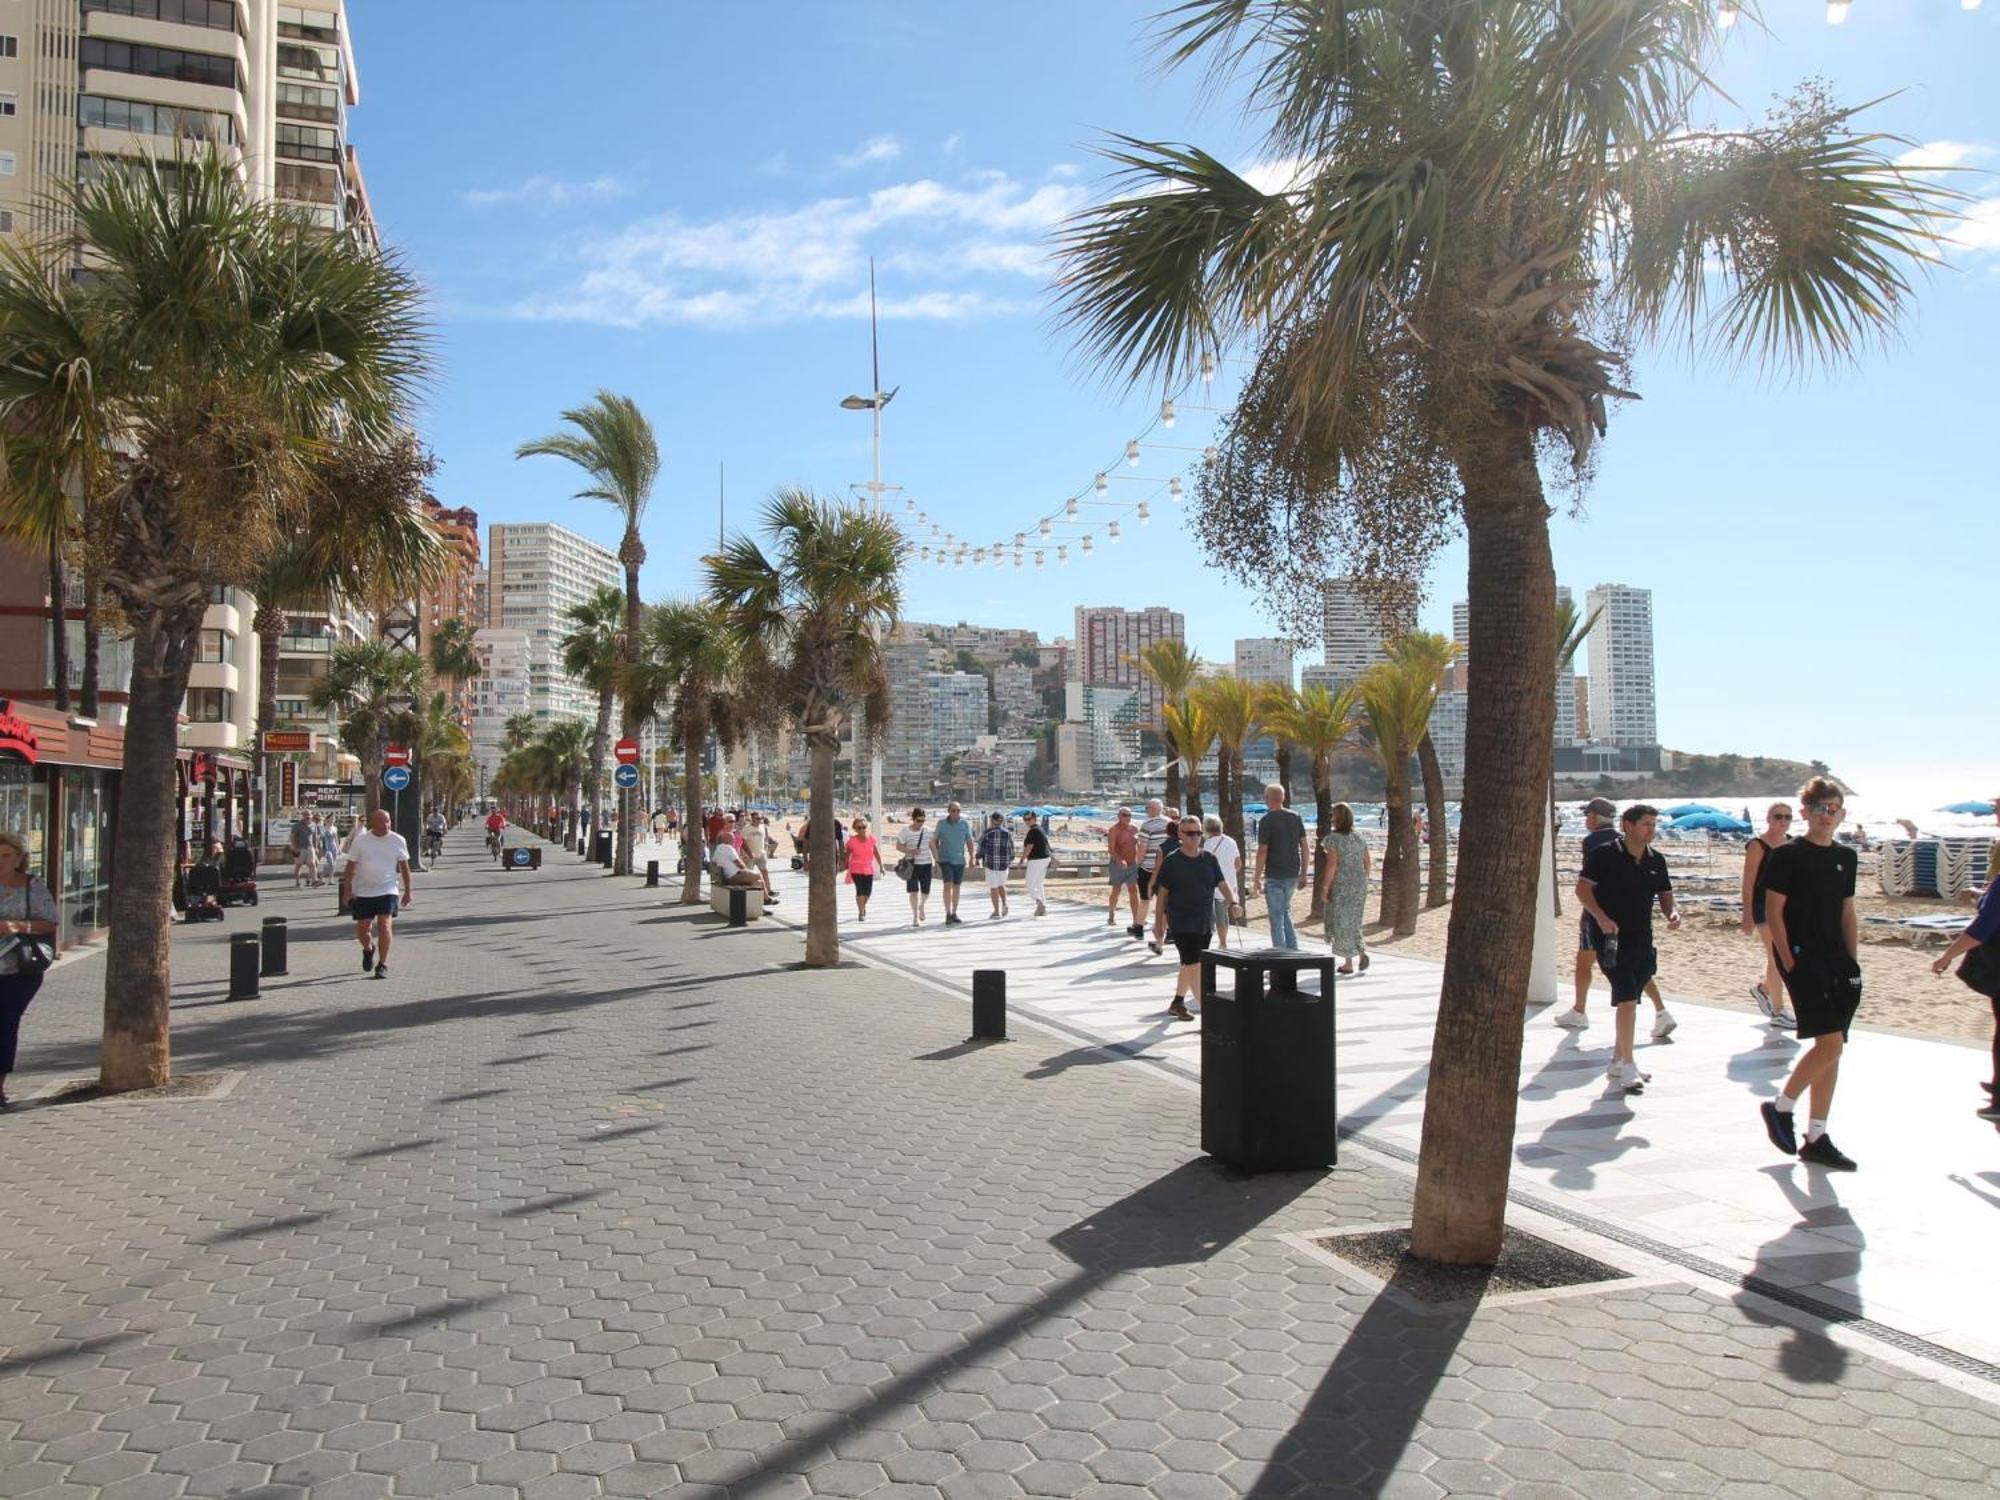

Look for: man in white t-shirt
[341,808,413,980]
[710,840,763,890]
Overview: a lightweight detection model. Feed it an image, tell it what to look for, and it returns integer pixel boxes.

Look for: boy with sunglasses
[1149,818,1244,1022]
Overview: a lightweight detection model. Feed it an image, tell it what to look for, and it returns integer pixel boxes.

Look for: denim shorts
[938,861,966,885]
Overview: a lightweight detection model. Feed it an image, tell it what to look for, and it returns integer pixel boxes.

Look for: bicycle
[423,829,444,867]
[486,828,505,863]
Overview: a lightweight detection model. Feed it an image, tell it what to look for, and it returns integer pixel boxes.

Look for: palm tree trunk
[47,537,71,713]
[1411,423,1557,1266]
[617,545,644,878]
[1379,754,1418,935]
[1224,743,1245,855]
[100,607,202,1091]
[1418,732,1449,908]
[1308,753,1333,921]
[804,736,839,967]
[1276,741,1294,810]
[80,566,102,717]
[680,734,704,905]
[1163,754,1182,813]
[253,604,284,822]
[587,686,612,842]
[1186,757,1202,818]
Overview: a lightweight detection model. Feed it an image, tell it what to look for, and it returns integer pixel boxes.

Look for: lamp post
[840,258,897,835]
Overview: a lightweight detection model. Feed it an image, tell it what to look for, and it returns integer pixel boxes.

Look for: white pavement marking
[764,864,2000,1370]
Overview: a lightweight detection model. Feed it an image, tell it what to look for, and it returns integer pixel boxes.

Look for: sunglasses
[1179,828,1202,838]
[1806,802,1843,816]
[1770,811,1793,821]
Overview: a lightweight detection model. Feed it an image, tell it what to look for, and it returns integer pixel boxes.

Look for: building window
[275,80,338,124]
[186,687,233,722]
[79,37,241,92]
[275,41,340,85]
[276,5,338,44]
[0,93,14,116]
[196,629,235,665]
[0,153,14,177]
[275,121,339,164]
[81,1,241,33]
[275,160,337,205]
[0,211,12,234]
[79,94,235,145]
[0,36,17,59]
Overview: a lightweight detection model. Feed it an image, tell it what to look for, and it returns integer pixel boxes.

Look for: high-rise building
[882,637,940,793]
[1452,588,1577,739]
[1233,637,1294,687]
[418,498,480,716]
[1585,583,1657,747]
[468,628,530,784]
[1061,680,1142,789]
[1321,577,1415,681]
[1429,688,1468,790]
[1073,605,1184,724]
[486,522,621,728]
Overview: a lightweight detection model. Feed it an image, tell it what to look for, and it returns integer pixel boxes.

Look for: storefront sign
[261,730,313,753]
[0,698,41,764]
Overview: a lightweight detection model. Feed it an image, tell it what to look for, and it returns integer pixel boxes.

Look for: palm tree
[1053,0,1945,1264]
[501,710,539,753]
[1160,698,1215,817]
[1255,681,1300,810]
[707,489,902,967]
[1547,597,1602,916]
[558,583,626,839]
[1263,681,1362,920]
[627,598,742,905]
[428,615,482,699]
[1389,632,1462,909]
[1358,650,1441,937]
[517,391,660,877]
[0,151,433,1092]
[1135,640,1200,808]
[415,687,472,816]
[495,718,590,832]
[310,641,428,814]
[1192,675,1258,854]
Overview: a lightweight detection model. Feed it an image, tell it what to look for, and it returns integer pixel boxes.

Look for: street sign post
[614,738,641,764]
[614,763,639,789]
[384,745,412,768]
[382,766,412,792]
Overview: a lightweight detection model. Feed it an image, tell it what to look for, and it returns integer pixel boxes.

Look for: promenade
[0,831,1994,1500]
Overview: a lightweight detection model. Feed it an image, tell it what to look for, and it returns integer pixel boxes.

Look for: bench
[709,883,764,925]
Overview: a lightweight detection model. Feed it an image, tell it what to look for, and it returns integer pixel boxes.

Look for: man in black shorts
[1149,816,1242,1021]
[1575,804,1679,1094]
[1758,777,1863,1171]
[1557,797,1676,1037]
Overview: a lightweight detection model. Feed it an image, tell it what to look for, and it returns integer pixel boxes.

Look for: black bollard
[229,932,261,1000]
[645,860,659,887]
[259,916,288,976]
[970,969,1008,1042]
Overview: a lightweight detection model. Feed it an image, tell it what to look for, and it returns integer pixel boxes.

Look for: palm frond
[516,389,660,527]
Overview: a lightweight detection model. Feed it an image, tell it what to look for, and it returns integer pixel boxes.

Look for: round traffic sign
[382,765,412,792]
[613,763,640,788]
[614,738,641,764]
[508,847,533,868]
[384,745,412,767]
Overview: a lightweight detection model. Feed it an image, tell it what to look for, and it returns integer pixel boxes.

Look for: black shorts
[1170,929,1213,966]
[349,894,400,921]
[1136,865,1157,900]
[905,864,933,895]
[1597,943,1656,1004]
[1578,913,1602,953]
[852,874,874,898]
[1779,948,1863,1039]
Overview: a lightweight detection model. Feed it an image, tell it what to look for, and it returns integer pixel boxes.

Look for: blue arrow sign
[382,765,412,792]
[614,763,640,788]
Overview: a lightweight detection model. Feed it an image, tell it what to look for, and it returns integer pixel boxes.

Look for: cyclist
[484,808,508,862]
[422,807,446,867]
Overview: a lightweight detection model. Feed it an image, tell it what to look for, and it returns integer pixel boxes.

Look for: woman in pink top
[844,817,881,921]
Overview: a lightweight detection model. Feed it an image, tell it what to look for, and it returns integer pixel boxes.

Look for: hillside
[1555,751,1842,800]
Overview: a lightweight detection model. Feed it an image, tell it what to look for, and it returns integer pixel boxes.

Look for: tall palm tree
[501,710,539,753]
[1135,639,1200,808]
[428,615,482,698]
[1255,681,1300,810]
[1053,0,1945,1264]
[1359,652,1440,937]
[1548,597,1602,916]
[517,391,660,876]
[1263,681,1362,920]
[1160,698,1216,818]
[1389,631,1462,909]
[707,489,902,967]
[0,151,434,1093]
[310,641,428,815]
[1192,675,1258,854]
[496,718,590,832]
[627,598,741,905]
[558,583,626,837]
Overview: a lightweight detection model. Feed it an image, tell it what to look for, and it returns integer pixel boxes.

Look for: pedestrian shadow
[497,1189,603,1219]
[343,1137,441,1162]
[679,1157,1322,1500]
[1949,1173,2000,1211]
[1022,1019,1179,1080]
[0,1331,142,1381]
[913,1039,1000,1062]
[339,1293,512,1341]
[1517,1033,1610,1101]
[1727,1033,1801,1096]
[1530,1102,1648,1189]
[197,1210,333,1245]
[1734,1166,1861,1384]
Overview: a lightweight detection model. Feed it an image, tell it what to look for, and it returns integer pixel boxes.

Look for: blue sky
[350,1,1996,798]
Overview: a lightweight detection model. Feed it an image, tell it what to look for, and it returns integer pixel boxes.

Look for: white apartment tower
[1453,587,1580,744]
[1585,583,1657,748]
[1233,637,1294,687]
[486,522,621,728]
[1321,576,1415,681]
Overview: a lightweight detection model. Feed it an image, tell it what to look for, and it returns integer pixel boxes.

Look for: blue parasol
[1939,800,1997,815]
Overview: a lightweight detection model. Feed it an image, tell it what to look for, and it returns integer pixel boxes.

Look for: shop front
[0,697,124,947]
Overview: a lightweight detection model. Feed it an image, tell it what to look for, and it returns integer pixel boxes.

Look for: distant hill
[1555,751,1843,801]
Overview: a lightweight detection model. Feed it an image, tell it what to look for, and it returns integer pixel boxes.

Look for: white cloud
[462,174,635,209]
[1955,194,2000,254]
[507,171,1087,329]
[1896,140,1991,172]
[941,133,965,156]
[834,134,903,169]
[1892,142,2000,257]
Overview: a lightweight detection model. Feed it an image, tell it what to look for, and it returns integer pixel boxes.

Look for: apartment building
[1321,576,1415,682]
[468,627,529,786]
[1585,583,1658,749]
[1453,586,1577,741]
[485,522,620,728]
[1072,605,1184,726]
[1233,637,1294,688]
[417,497,480,715]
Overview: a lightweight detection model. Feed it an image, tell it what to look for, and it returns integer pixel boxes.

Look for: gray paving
[0,830,1996,1499]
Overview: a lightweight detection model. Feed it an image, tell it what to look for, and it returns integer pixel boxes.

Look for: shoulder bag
[10,879,55,972]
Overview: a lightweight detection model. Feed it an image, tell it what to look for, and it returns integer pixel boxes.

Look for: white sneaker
[1553,1010,1588,1030]
[1651,1008,1678,1040]
[1769,1007,1798,1031]
[1607,1060,1647,1093]
[1751,984,1775,1020]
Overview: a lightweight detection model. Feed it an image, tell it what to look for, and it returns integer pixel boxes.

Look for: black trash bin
[595,829,613,867]
[1199,949,1336,1171]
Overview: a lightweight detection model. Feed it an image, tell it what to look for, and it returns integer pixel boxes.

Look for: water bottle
[1602,931,1620,967]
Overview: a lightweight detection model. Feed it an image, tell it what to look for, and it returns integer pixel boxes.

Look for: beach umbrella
[1939,800,1997,815]
[1670,811,1751,833]
[1663,802,1724,818]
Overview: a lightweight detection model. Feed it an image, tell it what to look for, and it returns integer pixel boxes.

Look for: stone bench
[709,883,764,925]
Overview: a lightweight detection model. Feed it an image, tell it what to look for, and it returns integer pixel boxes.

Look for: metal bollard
[259,916,288,976]
[645,860,659,887]
[970,969,1008,1042]
[229,932,261,1000]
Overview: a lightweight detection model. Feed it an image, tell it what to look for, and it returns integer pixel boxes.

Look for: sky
[348,1,1997,801]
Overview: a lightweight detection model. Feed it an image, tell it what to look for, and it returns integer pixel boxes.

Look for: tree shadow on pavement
[691,1157,1323,1499]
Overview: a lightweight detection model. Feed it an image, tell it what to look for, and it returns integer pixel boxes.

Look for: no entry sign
[614,738,641,764]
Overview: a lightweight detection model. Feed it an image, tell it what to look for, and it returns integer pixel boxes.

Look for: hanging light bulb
[1125,440,1141,467]
[1160,398,1176,429]
[1203,446,1218,469]
[1200,351,1216,386]
[1034,550,1045,570]
[1136,500,1151,525]
[1057,545,1069,566]
[1082,535,1095,555]
[1965,0,1984,10]
[1065,496,1079,518]
[1013,531,1025,548]
[954,553,965,569]
[973,547,986,565]
[1094,472,1109,496]
[1107,520,1121,544]
[1169,476,1184,503]
[919,546,930,562]
[993,548,1005,569]
[1825,0,1849,20]
[1717,0,1739,25]
[1038,517,1052,538]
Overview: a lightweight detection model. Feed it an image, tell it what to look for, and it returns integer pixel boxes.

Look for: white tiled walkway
[762,865,2000,1369]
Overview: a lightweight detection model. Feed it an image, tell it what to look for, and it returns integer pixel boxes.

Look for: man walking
[1758,778,1864,1170]
[1136,798,1173,915]
[1150,815,1243,1021]
[341,808,413,981]
[1253,783,1308,950]
[1574,804,1679,1094]
[1105,807,1144,935]
[977,812,1014,919]
[934,802,974,926]
[1556,797,1677,1039]
[289,812,316,888]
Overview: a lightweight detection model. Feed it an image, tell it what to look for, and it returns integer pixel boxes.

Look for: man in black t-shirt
[1575,804,1679,1095]
[1758,778,1863,1171]
[1556,798,1675,1038]
[1150,817,1242,1022]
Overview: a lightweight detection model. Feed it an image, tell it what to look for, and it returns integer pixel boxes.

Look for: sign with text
[614,738,642,764]
[261,730,312,753]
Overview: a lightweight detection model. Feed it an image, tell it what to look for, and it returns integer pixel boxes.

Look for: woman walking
[1020,811,1052,917]
[845,817,882,921]
[0,830,59,1110]
[1742,802,1797,1029]
[896,807,938,927]
[1316,802,1372,975]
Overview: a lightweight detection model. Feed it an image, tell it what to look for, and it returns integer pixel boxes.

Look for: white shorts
[984,867,1008,888]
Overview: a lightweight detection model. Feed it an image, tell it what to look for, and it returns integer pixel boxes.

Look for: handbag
[1958,941,2000,1001]
[10,880,53,972]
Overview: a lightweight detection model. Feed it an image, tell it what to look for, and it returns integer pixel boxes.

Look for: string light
[1107,519,1121,543]
[1064,497,1079,518]
[1081,535,1094,555]
[1034,550,1045,570]
[1124,440,1141,466]
[1203,446,1218,469]
[1039,517,1052,538]
[1169,476,1184,503]
[1200,351,1215,385]
[1094,471,1109,496]
[1718,0,1738,25]
[1160,398,1175,429]
[1136,500,1150,525]
[1825,0,1849,21]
